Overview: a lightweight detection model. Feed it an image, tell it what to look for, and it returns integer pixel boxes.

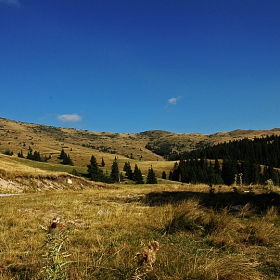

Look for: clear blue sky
[1,0,280,134]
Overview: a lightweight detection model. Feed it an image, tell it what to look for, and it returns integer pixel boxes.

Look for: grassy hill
[1,117,280,180]
[1,118,280,279]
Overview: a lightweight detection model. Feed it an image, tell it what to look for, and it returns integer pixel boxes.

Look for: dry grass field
[1,118,280,279]
[0,183,280,279]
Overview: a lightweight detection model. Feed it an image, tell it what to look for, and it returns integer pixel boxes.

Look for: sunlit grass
[0,183,279,279]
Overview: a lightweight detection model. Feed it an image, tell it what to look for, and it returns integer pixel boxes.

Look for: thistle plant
[131,241,160,279]
[40,217,71,280]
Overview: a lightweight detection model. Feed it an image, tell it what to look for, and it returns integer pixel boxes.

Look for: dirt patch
[0,174,111,193]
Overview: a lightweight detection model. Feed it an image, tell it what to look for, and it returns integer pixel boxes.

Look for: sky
[1,0,280,134]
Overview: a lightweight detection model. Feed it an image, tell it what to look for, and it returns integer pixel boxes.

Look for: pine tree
[101,157,105,167]
[62,153,73,165]
[18,150,24,158]
[171,162,180,181]
[250,163,261,184]
[59,149,66,160]
[123,162,128,172]
[162,171,166,179]
[27,147,33,160]
[169,171,173,180]
[33,151,41,161]
[123,162,133,180]
[87,155,103,181]
[214,158,221,176]
[221,158,237,185]
[146,166,157,184]
[133,164,144,184]
[110,157,120,183]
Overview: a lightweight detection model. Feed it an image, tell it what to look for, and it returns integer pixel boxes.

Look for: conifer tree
[169,171,173,180]
[123,162,128,172]
[87,155,103,181]
[27,147,33,160]
[146,166,157,184]
[33,151,41,161]
[133,164,144,184]
[110,157,120,183]
[62,153,73,165]
[171,162,180,181]
[59,149,66,160]
[123,161,133,180]
[214,158,221,176]
[18,150,24,158]
[221,158,237,185]
[249,163,261,184]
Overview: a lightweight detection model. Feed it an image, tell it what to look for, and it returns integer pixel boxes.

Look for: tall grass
[0,184,279,279]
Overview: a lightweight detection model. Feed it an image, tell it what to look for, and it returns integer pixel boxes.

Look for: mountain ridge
[1,117,280,165]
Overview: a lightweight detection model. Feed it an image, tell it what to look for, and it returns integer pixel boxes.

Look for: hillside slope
[1,117,280,170]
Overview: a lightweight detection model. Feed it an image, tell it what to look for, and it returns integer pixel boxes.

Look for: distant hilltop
[0,117,280,163]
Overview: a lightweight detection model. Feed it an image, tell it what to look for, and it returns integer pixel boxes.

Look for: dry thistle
[41,216,71,280]
[135,241,160,268]
[131,241,160,279]
[48,216,61,234]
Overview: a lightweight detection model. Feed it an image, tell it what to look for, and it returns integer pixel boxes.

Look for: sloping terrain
[1,117,280,165]
[140,128,280,155]
[1,117,280,183]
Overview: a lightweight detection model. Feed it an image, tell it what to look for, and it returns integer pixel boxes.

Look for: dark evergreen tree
[27,147,33,160]
[221,158,238,185]
[206,161,216,185]
[62,153,73,165]
[123,162,128,172]
[110,157,120,183]
[101,157,105,167]
[171,162,180,181]
[4,149,13,156]
[146,166,157,184]
[33,151,41,161]
[59,149,66,160]
[250,163,261,184]
[87,155,103,181]
[123,162,133,180]
[18,150,24,158]
[212,158,223,184]
[214,158,221,176]
[169,171,173,180]
[133,164,144,184]
[162,171,167,179]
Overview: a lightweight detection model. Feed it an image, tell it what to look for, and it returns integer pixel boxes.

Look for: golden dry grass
[1,118,280,278]
[0,184,279,279]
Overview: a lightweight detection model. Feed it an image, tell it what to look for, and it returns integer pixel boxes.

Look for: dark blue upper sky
[1,0,280,133]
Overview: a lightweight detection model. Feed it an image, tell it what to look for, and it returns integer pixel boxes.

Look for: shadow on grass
[143,189,280,213]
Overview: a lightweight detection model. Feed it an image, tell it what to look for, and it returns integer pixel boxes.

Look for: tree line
[87,156,157,184]
[168,135,280,186]
[147,134,280,167]
[16,148,73,165]
[11,134,280,186]
[17,147,51,162]
[168,157,279,186]
[185,134,280,168]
